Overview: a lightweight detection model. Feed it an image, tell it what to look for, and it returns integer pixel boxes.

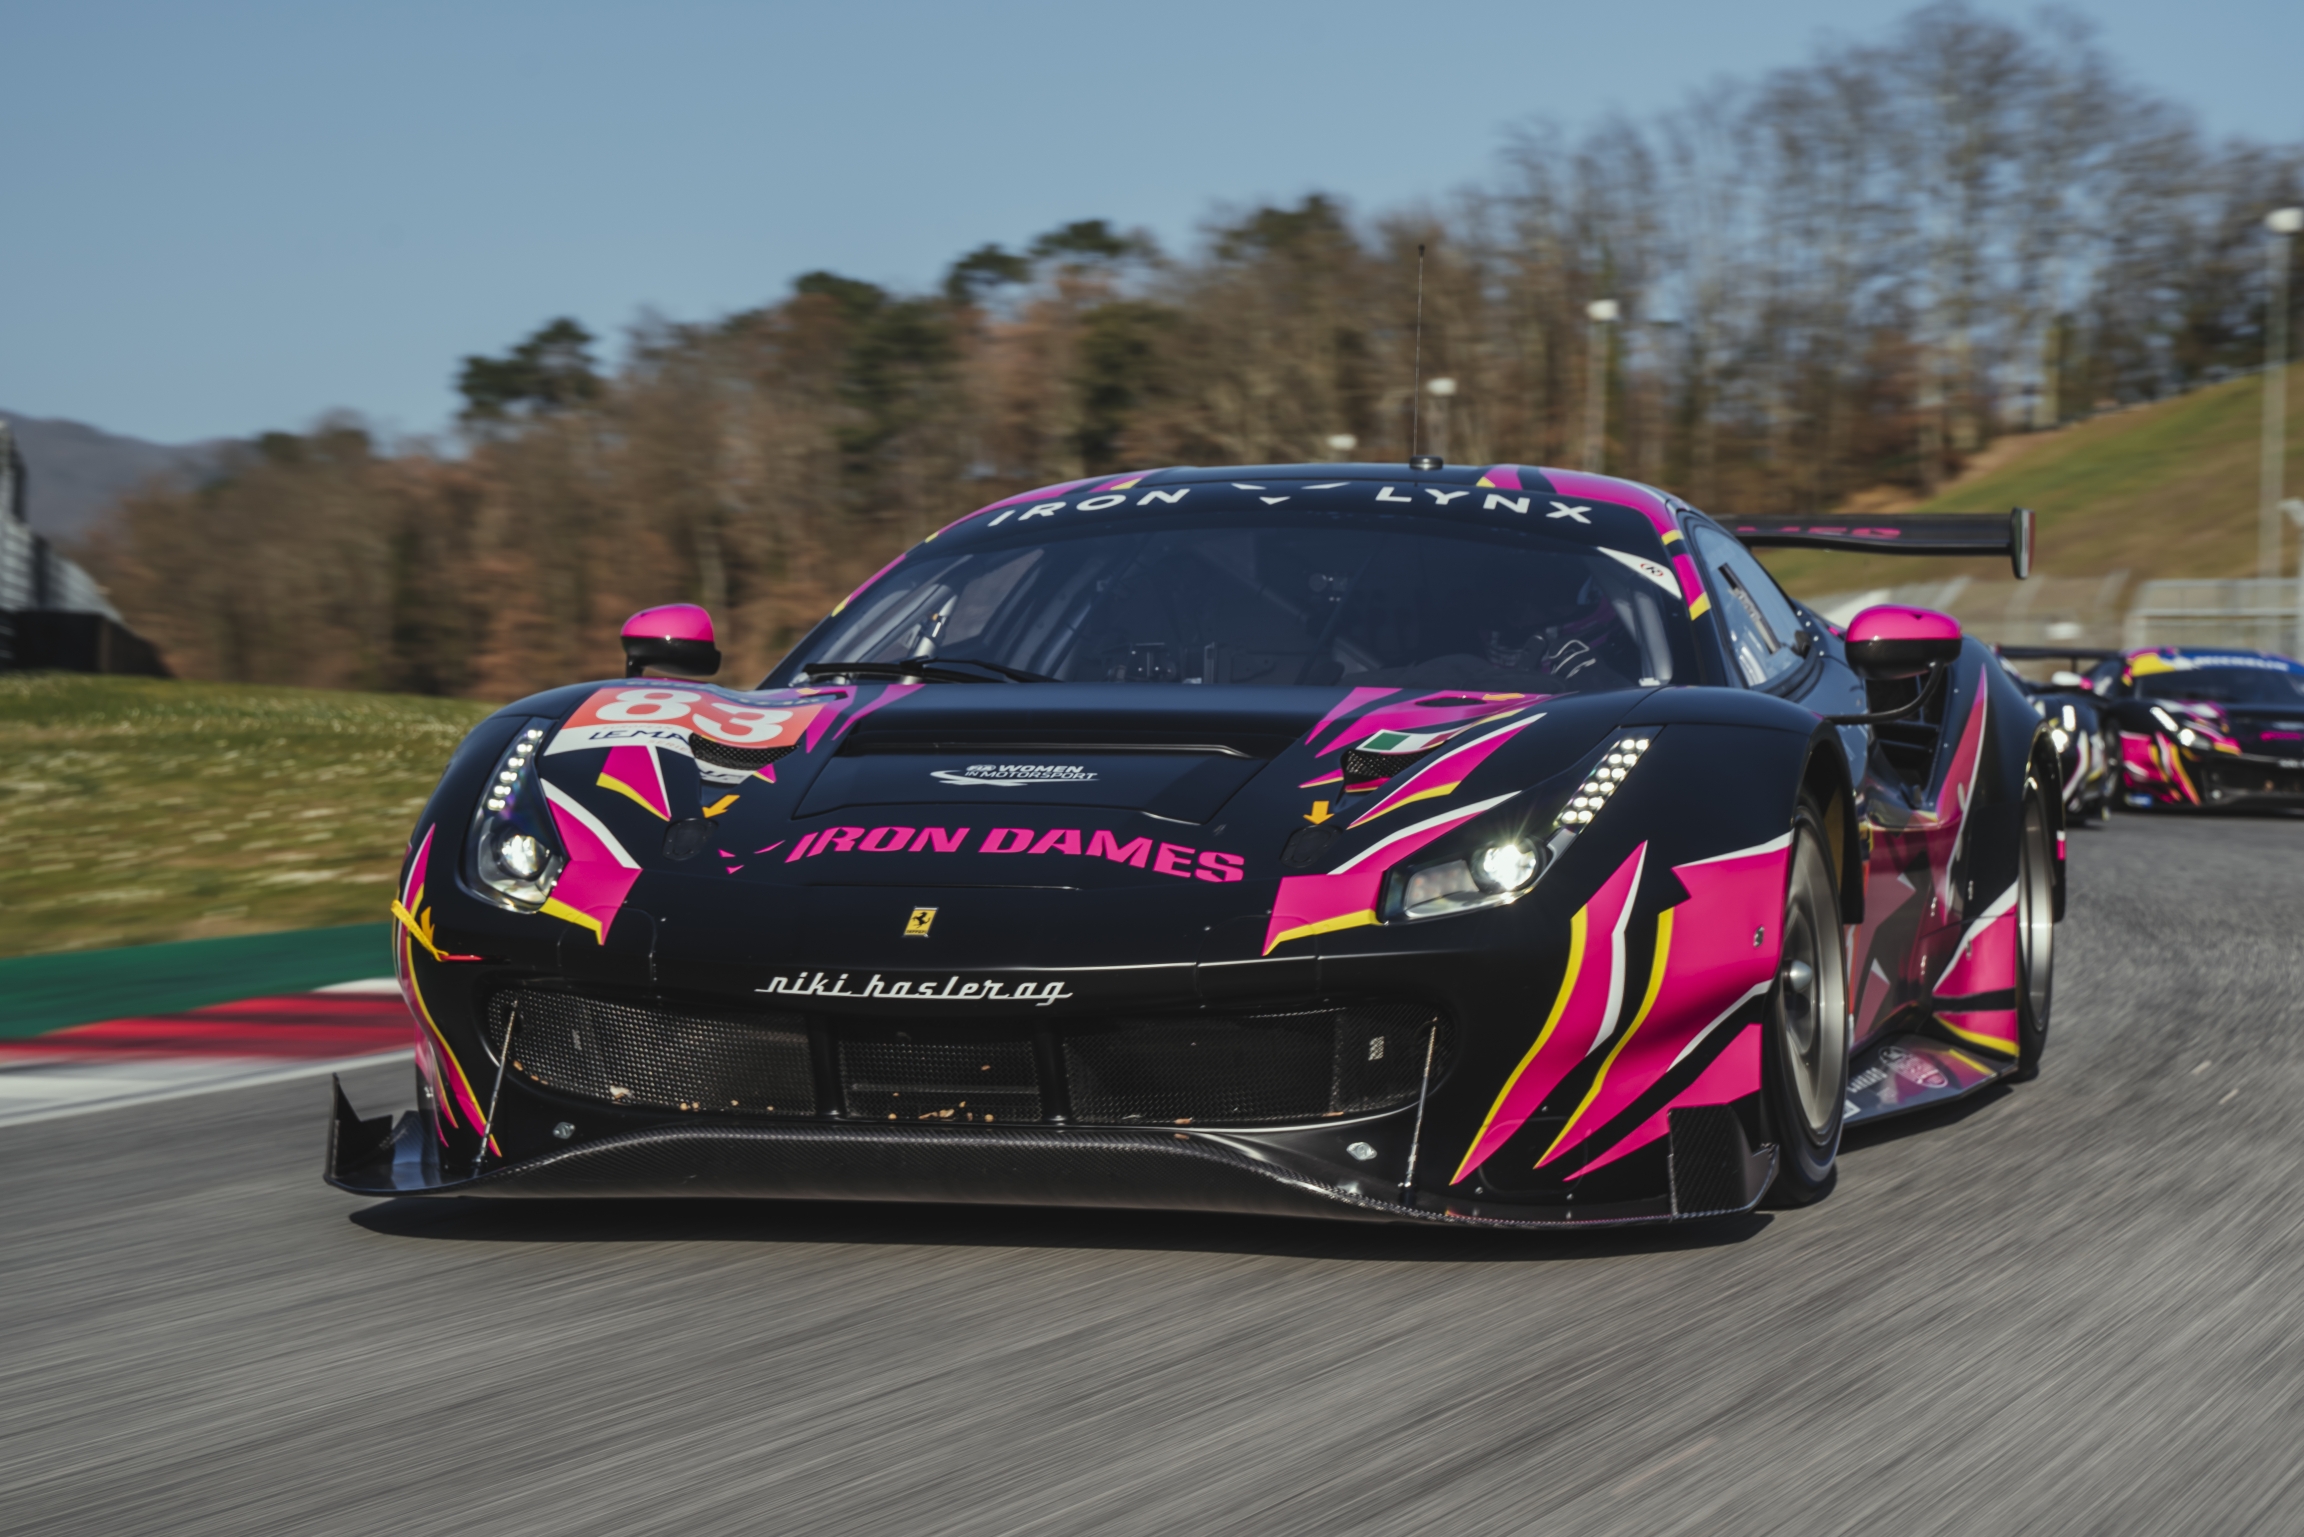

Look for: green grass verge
[1763,362,2304,597]
[0,675,494,959]
[0,922,396,1038]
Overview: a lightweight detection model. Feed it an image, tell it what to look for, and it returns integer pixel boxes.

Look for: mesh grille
[689,735,796,772]
[840,1036,1041,1123]
[494,989,817,1115]
[1064,1004,1446,1126]
[1342,748,1426,784]
[491,988,1446,1130]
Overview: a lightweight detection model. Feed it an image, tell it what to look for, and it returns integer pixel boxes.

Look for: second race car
[2086,646,2304,810]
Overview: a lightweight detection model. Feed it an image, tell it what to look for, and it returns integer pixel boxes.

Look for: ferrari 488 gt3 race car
[332,465,2064,1226]
[2087,646,2304,811]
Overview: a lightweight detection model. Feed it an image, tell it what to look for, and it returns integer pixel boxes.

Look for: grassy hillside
[1762,362,2304,598]
[0,676,494,958]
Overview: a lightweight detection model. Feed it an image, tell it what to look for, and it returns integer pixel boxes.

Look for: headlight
[2050,727,2071,752]
[1386,733,1654,923]
[468,722,565,911]
[2177,728,2197,748]
[1397,836,1545,920]
[2060,704,2077,732]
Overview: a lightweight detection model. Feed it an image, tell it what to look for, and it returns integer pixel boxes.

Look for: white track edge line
[0,1049,412,1130]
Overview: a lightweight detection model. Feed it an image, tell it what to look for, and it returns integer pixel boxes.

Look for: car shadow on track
[349,1197,1774,1264]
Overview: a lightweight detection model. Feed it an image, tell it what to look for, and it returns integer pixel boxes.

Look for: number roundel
[691,704,795,743]
[593,688,703,722]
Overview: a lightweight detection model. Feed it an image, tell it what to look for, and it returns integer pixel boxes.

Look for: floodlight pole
[2262,208,2301,579]
[1585,299,1618,472]
[2288,497,2304,657]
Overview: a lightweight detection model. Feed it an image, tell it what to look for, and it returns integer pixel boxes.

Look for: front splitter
[325,1078,1771,1229]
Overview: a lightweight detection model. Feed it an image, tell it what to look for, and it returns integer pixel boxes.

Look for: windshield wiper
[799,657,1057,684]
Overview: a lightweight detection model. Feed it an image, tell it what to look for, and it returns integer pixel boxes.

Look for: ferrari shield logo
[904,906,938,938]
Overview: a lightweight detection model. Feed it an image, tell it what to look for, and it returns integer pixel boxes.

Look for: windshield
[2136,665,2304,704]
[773,515,1695,693]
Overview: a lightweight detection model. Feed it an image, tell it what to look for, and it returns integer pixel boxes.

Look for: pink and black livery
[331,461,2063,1226]
[2076,646,2304,811]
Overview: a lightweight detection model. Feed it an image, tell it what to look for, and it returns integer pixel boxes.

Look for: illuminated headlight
[2051,727,2071,752]
[468,723,564,911]
[1384,733,1655,924]
[2060,704,2078,732]
[496,831,548,879]
[2177,728,2197,748]
[1396,837,1545,920]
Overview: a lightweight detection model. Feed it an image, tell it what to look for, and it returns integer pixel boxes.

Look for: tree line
[88,2,2304,696]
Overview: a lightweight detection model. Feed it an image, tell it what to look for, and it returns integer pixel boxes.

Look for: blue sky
[4,0,2300,445]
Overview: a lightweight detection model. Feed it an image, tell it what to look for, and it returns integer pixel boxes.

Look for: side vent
[1341,746,1434,784]
[690,734,797,774]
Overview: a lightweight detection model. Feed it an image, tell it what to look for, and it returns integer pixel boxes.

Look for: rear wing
[1729,508,2034,580]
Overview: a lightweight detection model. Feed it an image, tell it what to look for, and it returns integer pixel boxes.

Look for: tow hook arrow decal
[1304,800,1334,825]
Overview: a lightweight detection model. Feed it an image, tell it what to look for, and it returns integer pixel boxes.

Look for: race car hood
[432,679,1653,989]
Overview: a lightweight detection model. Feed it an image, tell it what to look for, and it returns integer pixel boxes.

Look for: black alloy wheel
[1762,800,1851,1207]
[2013,774,2057,1080]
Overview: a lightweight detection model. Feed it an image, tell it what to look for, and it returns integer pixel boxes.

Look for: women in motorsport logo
[930,764,1100,787]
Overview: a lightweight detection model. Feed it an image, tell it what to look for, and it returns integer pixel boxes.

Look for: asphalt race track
[6,814,2303,1536]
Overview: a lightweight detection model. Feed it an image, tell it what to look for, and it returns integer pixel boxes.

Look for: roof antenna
[1408,244,1441,470]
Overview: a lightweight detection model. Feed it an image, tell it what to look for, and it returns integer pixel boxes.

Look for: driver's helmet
[1479,567,1611,678]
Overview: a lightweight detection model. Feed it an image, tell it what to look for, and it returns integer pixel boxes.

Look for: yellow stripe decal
[1453,907,1589,1183]
[1540,908,1673,1165]
[2167,744,2200,804]
[405,930,498,1153]
[1350,780,1462,825]
[595,771,668,819]
[1262,909,1379,953]
[1937,1016,2017,1055]
[1688,593,1712,619]
[540,896,606,943]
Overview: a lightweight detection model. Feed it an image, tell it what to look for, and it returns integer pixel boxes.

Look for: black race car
[2085,646,2304,810]
[333,466,2063,1226]
[1997,646,2119,824]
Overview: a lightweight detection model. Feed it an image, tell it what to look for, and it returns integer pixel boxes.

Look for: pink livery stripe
[1536,834,1789,1167]
[1568,1023,1764,1178]
[1451,844,1649,1184]
[539,781,644,944]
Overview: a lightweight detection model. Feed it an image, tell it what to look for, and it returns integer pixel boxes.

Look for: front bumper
[2192,751,2304,808]
[2127,745,2304,808]
[327,1077,1774,1228]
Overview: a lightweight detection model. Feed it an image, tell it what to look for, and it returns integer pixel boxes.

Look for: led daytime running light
[470,723,565,911]
[1554,735,1651,831]
[484,726,547,813]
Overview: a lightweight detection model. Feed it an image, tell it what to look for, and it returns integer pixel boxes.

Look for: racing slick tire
[2013,772,2057,1080]
[1761,799,1850,1207]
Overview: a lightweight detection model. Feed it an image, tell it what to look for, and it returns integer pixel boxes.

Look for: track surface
[6,814,2304,1535]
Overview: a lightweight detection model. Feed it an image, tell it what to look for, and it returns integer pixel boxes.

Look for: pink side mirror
[1845,604,1962,680]
[621,604,721,678]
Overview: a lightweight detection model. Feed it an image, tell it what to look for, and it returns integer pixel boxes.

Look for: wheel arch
[2026,723,2069,921]
[1799,728,1864,927]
